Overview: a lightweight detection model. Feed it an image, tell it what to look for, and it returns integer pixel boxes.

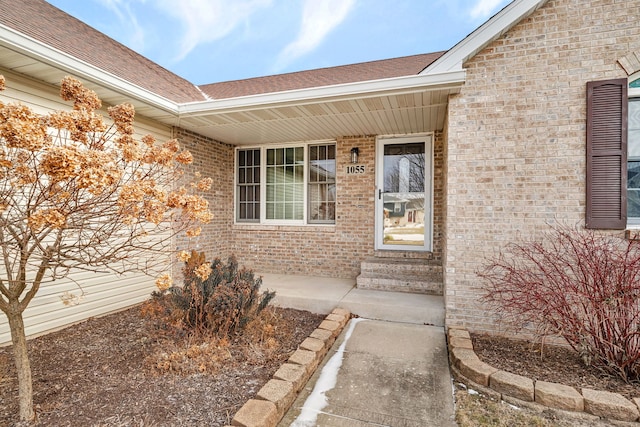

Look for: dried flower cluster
[0,75,216,422]
[155,274,173,292]
[0,74,214,321]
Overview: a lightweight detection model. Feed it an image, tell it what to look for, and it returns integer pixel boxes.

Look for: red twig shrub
[478,224,640,383]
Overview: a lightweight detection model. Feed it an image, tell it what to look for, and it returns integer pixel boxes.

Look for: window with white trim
[628,75,640,225]
[236,143,336,224]
[236,149,261,222]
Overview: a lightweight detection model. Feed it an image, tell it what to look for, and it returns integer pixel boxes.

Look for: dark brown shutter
[586,79,628,229]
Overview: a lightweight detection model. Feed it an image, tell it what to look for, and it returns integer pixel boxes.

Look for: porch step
[356,257,443,295]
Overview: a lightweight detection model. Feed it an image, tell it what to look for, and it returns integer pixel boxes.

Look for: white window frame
[234,140,336,226]
[628,73,640,227]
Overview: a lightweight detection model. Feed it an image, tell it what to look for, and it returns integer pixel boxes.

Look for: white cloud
[469,0,507,20]
[152,0,272,61]
[95,0,146,51]
[274,0,357,71]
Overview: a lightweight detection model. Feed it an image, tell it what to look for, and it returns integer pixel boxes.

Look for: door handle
[378,189,382,200]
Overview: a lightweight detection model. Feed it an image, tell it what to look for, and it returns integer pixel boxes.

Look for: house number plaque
[346,165,366,174]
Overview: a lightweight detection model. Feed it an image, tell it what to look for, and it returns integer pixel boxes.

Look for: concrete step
[356,257,443,295]
[339,289,445,326]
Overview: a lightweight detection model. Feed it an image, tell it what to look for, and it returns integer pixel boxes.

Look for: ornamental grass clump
[478,223,640,383]
[159,251,275,338]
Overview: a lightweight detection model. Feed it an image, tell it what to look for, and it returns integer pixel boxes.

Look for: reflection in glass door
[376,137,432,251]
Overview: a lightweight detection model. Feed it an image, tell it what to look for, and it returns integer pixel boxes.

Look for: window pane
[237,149,260,222]
[318,145,326,160]
[630,190,640,218]
[239,144,336,223]
[266,147,305,220]
[384,142,425,193]
[630,100,640,157]
[328,144,335,159]
[308,143,336,223]
[630,100,640,219]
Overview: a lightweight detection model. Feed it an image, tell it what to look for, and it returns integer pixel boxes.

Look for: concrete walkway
[260,273,456,427]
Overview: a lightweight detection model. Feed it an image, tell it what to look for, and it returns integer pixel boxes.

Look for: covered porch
[260,272,444,326]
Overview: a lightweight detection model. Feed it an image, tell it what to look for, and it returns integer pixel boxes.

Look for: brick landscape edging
[225,307,351,427]
[448,328,640,424]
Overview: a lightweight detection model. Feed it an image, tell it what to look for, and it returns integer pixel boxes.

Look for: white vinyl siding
[0,69,172,344]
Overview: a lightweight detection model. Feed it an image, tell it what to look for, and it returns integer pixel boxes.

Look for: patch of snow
[467,388,479,395]
[290,318,366,427]
[503,401,521,410]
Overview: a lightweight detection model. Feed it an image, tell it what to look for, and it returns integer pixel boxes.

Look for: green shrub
[163,252,275,337]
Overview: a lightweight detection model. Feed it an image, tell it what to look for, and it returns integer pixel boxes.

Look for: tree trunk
[7,308,34,421]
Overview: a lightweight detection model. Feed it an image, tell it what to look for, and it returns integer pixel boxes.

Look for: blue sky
[47,0,511,85]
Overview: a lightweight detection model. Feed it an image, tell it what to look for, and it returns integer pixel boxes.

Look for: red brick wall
[444,0,640,334]
[173,128,234,261]
[176,131,446,279]
[231,136,376,277]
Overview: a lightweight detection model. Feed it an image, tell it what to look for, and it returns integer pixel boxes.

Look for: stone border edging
[224,308,351,427]
[448,328,640,424]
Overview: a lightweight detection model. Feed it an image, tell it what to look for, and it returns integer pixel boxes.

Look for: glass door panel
[376,137,431,251]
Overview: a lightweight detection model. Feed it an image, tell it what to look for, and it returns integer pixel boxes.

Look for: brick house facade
[444,0,640,333]
[1,0,639,341]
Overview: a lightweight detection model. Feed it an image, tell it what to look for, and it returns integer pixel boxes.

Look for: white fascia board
[179,70,466,116]
[0,24,180,114]
[423,0,548,74]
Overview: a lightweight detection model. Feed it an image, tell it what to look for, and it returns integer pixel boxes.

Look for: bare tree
[0,76,212,421]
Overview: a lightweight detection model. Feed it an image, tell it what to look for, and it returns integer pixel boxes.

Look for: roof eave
[0,23,181,114]
[423,0,549,74]
[179,70,467,116]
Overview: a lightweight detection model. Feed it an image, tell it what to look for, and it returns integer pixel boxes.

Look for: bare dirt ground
[472,333,640,400]
[456,334,640,426]
[0,305,324,427]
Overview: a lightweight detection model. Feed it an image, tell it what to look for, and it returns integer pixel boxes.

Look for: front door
[375,135,432,251]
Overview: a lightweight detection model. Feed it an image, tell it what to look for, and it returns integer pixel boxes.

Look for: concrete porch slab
[260,273,355,315]
[260,273,445,326]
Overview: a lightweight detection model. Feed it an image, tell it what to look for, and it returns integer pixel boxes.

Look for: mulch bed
[0,305,324,426]
[472,333,640,401]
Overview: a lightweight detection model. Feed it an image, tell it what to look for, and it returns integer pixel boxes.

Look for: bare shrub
[478,224,640,383]
[157,252,275,338]
[0,76,212,420]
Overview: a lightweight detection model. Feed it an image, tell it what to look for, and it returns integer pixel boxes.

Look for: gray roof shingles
[0,0,206,103]
[198,52,445,100]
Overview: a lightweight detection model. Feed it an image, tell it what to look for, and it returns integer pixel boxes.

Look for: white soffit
[423,0,549,74]
[0,18,467,146]
[175,72,465,145]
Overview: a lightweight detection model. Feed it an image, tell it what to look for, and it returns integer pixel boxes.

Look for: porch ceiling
[176,86,460,145]
[0,40,463,146]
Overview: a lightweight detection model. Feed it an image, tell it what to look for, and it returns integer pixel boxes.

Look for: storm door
[375,136,432,251]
